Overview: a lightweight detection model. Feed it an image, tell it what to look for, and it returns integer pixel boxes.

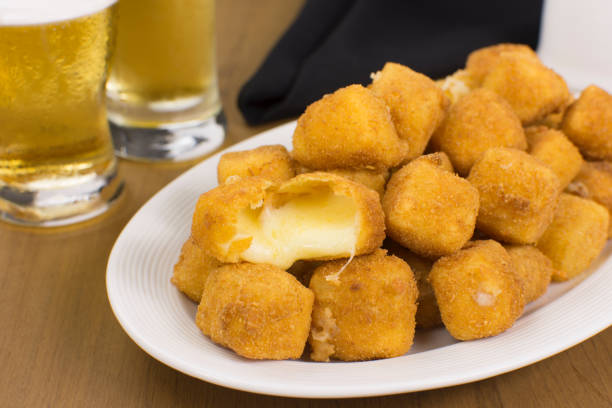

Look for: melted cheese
[235,190,358,269]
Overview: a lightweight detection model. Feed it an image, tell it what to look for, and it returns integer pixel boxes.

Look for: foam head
[0,0,116,26]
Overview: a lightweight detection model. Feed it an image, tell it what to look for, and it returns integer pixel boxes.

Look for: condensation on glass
[0,0,123,226]
[105,0,225,161]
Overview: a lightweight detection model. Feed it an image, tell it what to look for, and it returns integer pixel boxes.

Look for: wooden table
[1,1,611,406]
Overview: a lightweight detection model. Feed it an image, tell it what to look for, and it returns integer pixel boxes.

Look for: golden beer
[106,0,225,161]
[0,1,122,225]
[107,0,220,126]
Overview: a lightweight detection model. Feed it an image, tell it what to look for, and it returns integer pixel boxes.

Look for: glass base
[0,159,123,227]
[110,110,226,162]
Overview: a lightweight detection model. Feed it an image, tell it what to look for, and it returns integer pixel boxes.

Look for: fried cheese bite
[482,53,570,125]
[369,62,449,161]
[217,145,295,184]
[384,239,441,328]
[308,249,418,361]
[468,147,561,244]
[567,161,612,236]
[465,43,539,85]
[436,69,478,104]
[536,194,609,281]
[171,236,223,302]
[196,263,314,360]
[429,88,527,176]
[525,126,583,189]
[504,245,554,303]
[292,84,404,170]
[383,155,479,258]
[191,173,385,269]
[429,240,525,340]
[562,85,612,160]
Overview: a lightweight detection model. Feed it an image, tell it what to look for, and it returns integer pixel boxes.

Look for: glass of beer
[0,0,123,226]
[106,0,225,161]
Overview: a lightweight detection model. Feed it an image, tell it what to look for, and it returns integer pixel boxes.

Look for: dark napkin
[238,0,543,125]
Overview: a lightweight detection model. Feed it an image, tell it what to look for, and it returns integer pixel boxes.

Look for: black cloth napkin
[238,0,543,125]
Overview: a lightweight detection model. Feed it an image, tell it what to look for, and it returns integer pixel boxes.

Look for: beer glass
[0,0,123,226]
[106,0,225,161]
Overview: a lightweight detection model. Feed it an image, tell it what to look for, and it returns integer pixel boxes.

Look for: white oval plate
[107,121,612,398]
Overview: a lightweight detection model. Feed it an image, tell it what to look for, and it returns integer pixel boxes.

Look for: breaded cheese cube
[171,236,222,302]
[429,88,527,176]
[436,69,478,104]
[383,156,479,258]
[567,160,612,237]
[384,239,441,328]
[525,126,583,189]
[369,62,449,161]
[504,245,554,303]
[217,145,295,184]
[466,43,539,85]
[562,85,612,160]
[196,263,314,360]
[536,193,609,281]
[482,53,570,125]
[429,240,525,340]
[191,173,385,269]
[468,147,561,244]
[308,249,418,361]
[292,84,404,170]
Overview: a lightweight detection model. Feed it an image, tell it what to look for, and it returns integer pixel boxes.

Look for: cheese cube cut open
[191,172,385,269]
[236,188,358,269]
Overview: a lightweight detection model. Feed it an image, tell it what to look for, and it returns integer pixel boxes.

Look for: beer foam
[0,0,117,26]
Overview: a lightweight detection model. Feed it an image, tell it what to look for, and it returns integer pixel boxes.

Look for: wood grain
[0,0,610,406]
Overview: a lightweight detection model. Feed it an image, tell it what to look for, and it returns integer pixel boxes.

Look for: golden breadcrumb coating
[171,236,223,302]
[466,43,539,85]
[525,126,583,189]
[562,85,612,160]
[292,84,404,170]
[369,62,450,162]
[191,172,385,269]
[383,156,479,258]
[532,94,574,129]
[567,160,612,237]
[429,240,525,340]
[417,151,454,173]
[308,249,418,361]
[295,167,390,198]
[482,53,570,125]
[436,69,478,104]
[384,239,441,328]
[217,145,295,184]
[196,263,314,360]
[536,193,609,281]
[504,245,554,303]
[468,147,561,244]
[430,88,527,176]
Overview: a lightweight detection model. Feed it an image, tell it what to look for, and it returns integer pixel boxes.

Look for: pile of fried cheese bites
[172,43,612,362]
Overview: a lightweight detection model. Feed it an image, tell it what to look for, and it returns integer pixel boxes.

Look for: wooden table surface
[1,1,611,406]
